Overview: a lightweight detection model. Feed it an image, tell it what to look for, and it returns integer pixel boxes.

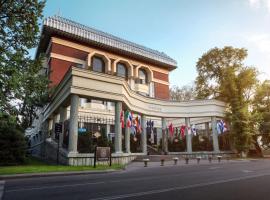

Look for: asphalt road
[3,159,270,200]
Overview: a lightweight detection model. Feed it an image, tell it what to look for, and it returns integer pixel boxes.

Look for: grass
[0,157,124,175]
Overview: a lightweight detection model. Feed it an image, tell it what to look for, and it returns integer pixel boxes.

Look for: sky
[41,0,270,87]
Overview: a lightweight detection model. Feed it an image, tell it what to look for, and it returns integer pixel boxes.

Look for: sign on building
[94,147,111,167]
[54,123,62,140]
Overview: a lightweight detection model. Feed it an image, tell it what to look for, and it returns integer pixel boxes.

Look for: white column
[59,107,67,147]
[114,101,122,153]
[141,115,147,154]
[185,117,192,154]
[211,116,220,153]
[68,94,79,153]
[161,118,168,153]
[125,114,130,153]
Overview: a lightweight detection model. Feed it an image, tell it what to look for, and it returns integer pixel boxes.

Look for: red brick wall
[153,71,169,82]
[51,43,88,60]
[154,82,169,100]
[49,58,75,87]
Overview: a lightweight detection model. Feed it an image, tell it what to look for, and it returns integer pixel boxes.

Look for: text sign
[96,147,111,161]
[78,128,87,133]
[55,123,62,139]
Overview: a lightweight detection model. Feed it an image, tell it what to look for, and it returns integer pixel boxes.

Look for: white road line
[209,167,221,170]
[89,173,270,200]
[0,181,5,200]
[242,170,253,173]
[4,170,208,193]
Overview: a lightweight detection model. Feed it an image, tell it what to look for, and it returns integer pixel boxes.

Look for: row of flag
[120,111,142,134]
[120,111,227,136]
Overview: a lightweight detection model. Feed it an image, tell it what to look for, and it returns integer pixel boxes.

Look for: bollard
[217,155,222,163]
[160,158,165,166]
[143,158,149,167]
[196,156,201,164]
[208,156,212,163]
[185,157,189,164]
[173,157,179,165]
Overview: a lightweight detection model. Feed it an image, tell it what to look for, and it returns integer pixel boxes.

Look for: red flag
[180,125,186,138]
[169,123,174,137]
[120,111,124,128]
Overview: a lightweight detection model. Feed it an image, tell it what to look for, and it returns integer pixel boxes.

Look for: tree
[253,80,270,149]
[170,84,196,101]
[0,113,26,165]
[195,46,258,155]
[0,0,48,129]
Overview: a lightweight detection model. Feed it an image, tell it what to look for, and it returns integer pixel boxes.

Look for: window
[92,56,105,73]
[116,63,128,78]
[138,68,148,84]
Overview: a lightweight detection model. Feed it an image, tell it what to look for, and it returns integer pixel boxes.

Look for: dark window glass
[92,56,105,73]
[116,63,127,78]
[139,69,148,84]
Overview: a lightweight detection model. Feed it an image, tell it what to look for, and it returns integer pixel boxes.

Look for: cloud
[246,34,270,54]
[248,0,270,13]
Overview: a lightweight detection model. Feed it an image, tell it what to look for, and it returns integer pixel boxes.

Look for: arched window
[92,56,105,73]
[116,63,128,79]
[138,68,148,84]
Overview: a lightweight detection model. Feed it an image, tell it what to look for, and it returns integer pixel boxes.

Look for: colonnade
[48,94,220,155]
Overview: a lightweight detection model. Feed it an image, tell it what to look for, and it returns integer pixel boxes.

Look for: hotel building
[29,16,227,165]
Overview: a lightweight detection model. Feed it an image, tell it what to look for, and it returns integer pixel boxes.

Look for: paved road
[3,159,270,200]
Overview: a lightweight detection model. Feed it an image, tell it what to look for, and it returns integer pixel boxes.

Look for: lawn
[0,157,124,175]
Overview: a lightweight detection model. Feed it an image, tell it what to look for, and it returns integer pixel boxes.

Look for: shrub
[0,113,27,165]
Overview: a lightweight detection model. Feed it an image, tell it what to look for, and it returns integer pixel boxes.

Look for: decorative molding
[44,16,177,67]
[50,53,86,66]
[51,37,171,75]
[152,79,169,86]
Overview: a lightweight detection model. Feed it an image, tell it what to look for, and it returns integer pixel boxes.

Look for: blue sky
[42,0,270,87]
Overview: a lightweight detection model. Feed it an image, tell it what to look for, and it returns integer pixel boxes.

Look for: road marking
[0,181,5,200]
[209,167,221,170]
[242,170,253,173]
[88,173,270,200]
[4,170,208,193]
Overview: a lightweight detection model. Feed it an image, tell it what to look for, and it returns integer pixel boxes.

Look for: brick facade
[49,58,75,87]
[154,82,170,100]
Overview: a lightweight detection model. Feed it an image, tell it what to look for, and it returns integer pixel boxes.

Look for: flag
[126,111,133,128]
[136,115,142,133]
[180,125,186,138]
[191,124,196,136]
[120,111,124,128]
[217,120,227,134]
[168,123,174,137]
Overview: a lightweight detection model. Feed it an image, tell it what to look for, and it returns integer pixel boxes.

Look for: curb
[0,181,4,200]
[0,169,121,180]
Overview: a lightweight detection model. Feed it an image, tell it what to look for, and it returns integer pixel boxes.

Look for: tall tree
[170,84,196,101]
[0,0,48,129]
[253,80,270,149]
[195,46,258,155]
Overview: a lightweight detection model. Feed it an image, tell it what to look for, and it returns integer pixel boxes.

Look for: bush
[0,113,27,165]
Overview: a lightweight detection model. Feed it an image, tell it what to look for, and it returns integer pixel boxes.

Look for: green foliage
[195,46,258,153]
[0,113,27,165]
[0,0,49,130]
[253,80,270,149]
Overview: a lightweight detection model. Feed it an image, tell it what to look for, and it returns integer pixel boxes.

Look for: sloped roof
[37,16,177,69]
